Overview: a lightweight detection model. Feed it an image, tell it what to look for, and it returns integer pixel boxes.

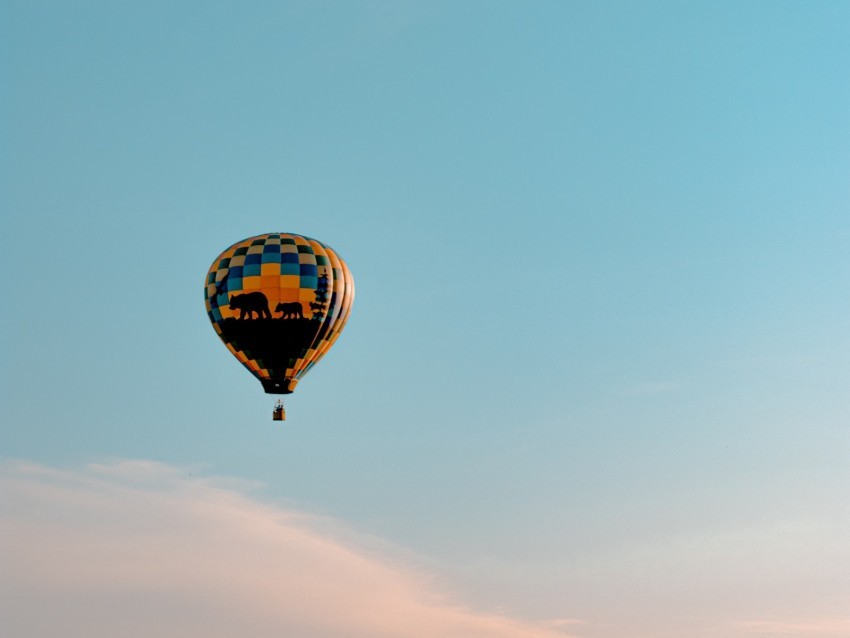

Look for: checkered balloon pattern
[204,233,354,394]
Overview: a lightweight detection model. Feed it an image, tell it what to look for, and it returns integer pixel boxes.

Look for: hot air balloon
[204,233,354,420]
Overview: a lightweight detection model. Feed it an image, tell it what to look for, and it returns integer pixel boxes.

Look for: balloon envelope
[204,233,354,394]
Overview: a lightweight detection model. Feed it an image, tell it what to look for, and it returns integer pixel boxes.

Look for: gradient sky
[2,2,850,637]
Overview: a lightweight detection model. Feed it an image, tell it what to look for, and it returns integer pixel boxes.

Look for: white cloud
[0,459,575,638]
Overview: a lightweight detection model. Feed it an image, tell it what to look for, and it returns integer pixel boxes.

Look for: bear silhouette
[229,292,271,319]
[275,301,303,319]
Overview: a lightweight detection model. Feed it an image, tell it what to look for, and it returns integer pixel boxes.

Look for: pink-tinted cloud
[0,460,576,638]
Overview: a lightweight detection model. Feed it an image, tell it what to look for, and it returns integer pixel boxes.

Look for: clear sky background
[2,2,850,637]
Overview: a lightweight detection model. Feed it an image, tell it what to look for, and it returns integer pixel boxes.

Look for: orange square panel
[279,274,300,289]
[243,276,262,290]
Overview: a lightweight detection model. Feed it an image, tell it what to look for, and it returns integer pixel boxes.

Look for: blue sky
[3,2,850,636]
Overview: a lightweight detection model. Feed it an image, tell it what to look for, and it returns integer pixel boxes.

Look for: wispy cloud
[0,459,576,638]
[737,617,850,636]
